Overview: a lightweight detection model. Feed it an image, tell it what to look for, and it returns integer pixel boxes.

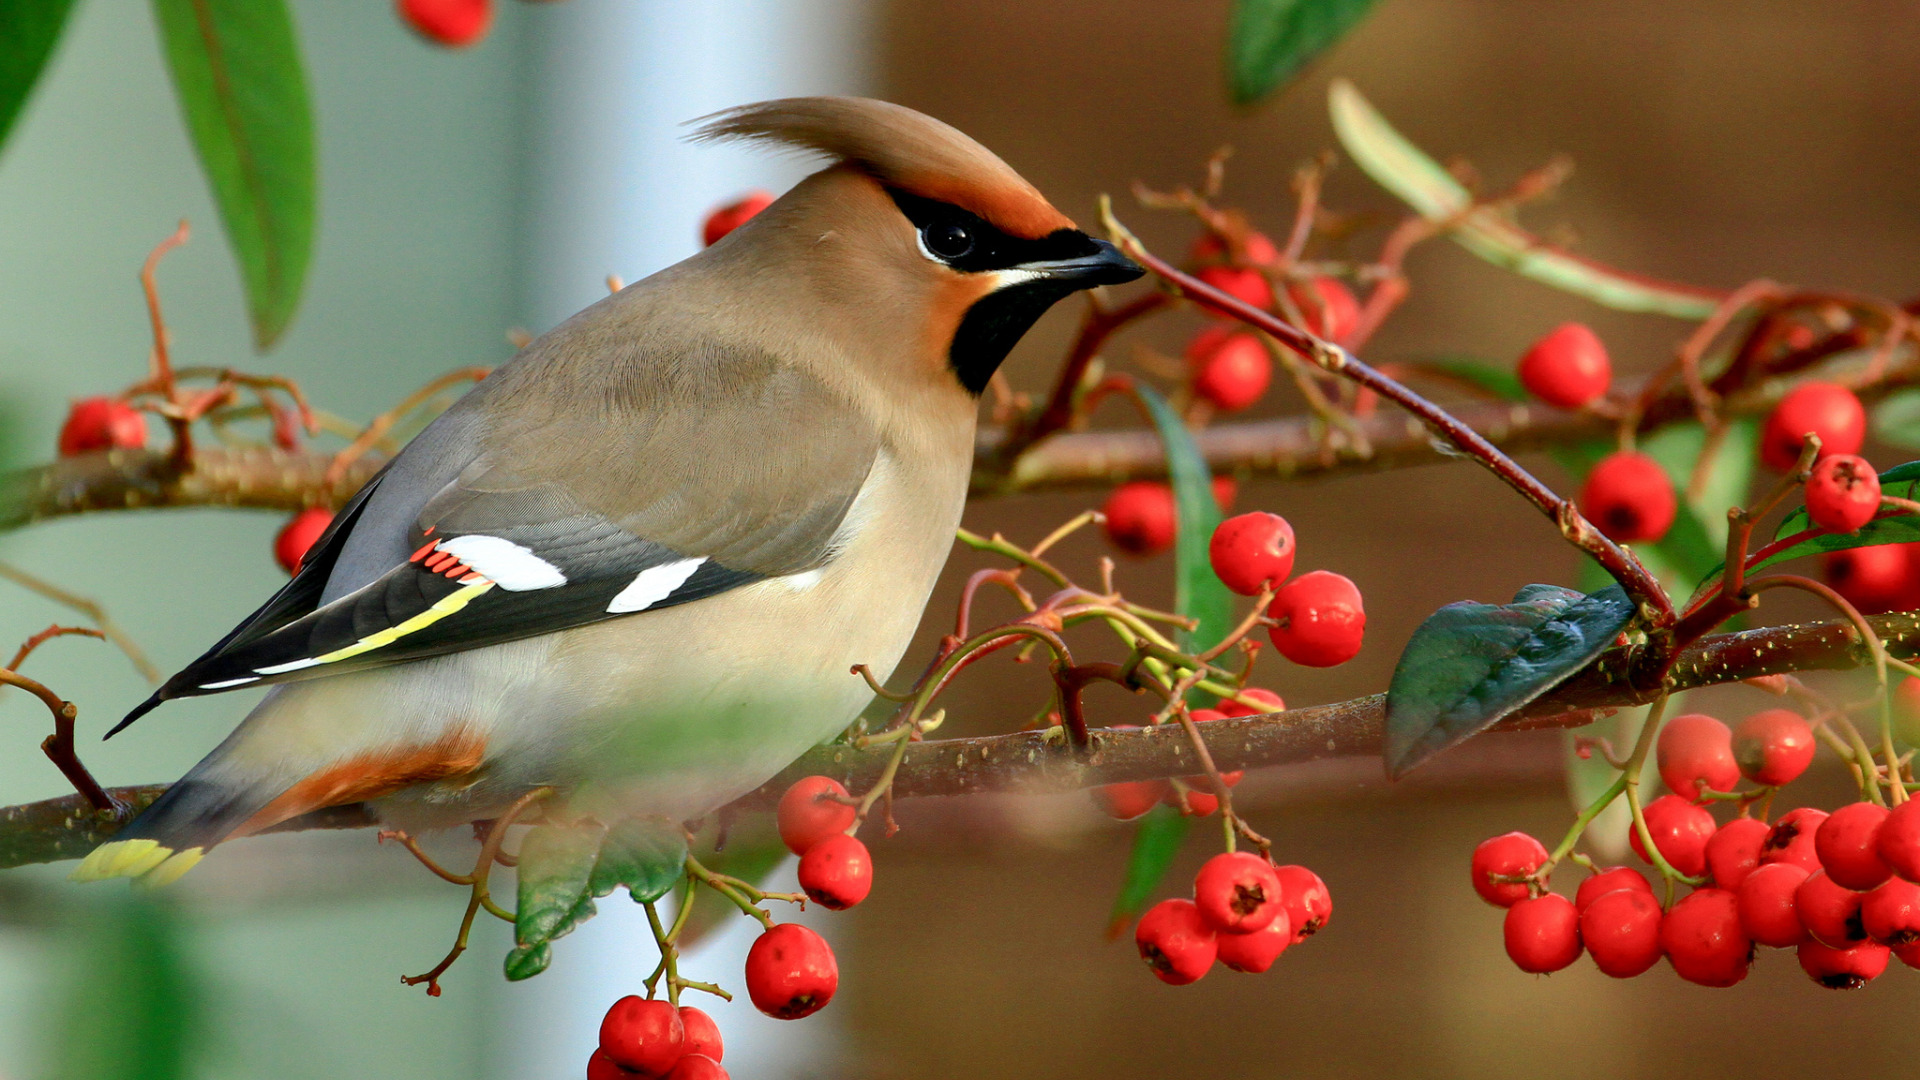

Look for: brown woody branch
[4,611,1915,871]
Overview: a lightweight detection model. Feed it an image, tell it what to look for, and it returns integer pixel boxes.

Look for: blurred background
[3,0,1920,1077]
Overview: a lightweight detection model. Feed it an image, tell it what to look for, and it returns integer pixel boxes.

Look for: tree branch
[4,611,1914,871]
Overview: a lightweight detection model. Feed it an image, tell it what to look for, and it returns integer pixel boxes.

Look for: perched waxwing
[73,97,1142,886]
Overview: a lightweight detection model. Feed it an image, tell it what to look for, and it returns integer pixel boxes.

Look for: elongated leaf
[511,821,608,980]
[1418,355,1526,403]
[1328,80,1720,320]
[589,816,688,904]
[1227,0,1378,105]
[150,0,316,350]
[0,0,77,155]
[1105,805,1190,937]
[50,896,199,1080]
[1386,583,1635,777]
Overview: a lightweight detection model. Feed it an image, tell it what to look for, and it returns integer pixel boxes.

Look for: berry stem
[1619,696,1707,889]
[1747,574,1893,805]
[1537,773,1628,882]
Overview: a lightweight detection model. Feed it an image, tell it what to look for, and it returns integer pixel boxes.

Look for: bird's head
[690,97,1144,398]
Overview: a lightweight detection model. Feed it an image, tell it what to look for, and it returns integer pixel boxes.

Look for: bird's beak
[1012,237,1145,289]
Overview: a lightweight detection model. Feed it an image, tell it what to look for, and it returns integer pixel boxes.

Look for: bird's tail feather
[70,776,282,887]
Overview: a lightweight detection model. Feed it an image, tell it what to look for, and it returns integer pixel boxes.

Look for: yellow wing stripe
[306,580,496,668]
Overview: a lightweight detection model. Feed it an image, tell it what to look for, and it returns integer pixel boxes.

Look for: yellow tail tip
[69,839,202,885]
[135,847,204,890]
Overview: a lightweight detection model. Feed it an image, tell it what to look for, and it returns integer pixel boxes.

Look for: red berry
[1579,451,1677,543]
[1706,818,1770,889]
[1208,512,1296,596]
[1580,887,1663,978]
[1211,475,1238,511]
[587,1050,639,1080]
[1471,832,1549,908]
[1824,544,1920,614]
[1661,888,1752,987]
[1759,806,1829,872]
[1503,893,1583,974]
[1877,799,1920,882]
[1093,779,1170,821]
[275,507,334,575]
[1285,277,1360,343]
[702,191,774,247]
[397,0,492,47]
[1761,381,1866,471]
[1804,454,1882,533]
[1213,908,1293,973]
[598,996,685,1076]
[1216,687,1285,717]
[1517,323,1612,409]
[797,833,872,911]
[1272,864,1331,941]
[1796,939,1889,989]
[1187,327,1271,412]
[678,1006,723,1063]
[1731,709,1816,787]
[1899,941,1920,969]
[1656,713,1739,802]
[1134,897,1217,985]
[1861,876,1920,945]
[1193,265,1274,317]
[1795,870,1868,948]
[1189,230,1279,267]
[1816,802,1892,891]
[1266,570,1365,667]
[1193,852,1285,934]
[744,924,837,1019]
[58,397,148,457]
[666,1054,729,1080]
[1629,794,1715,878]
[1102,481,1176,557]
[1737,861,1812,947]
[1575,866,1653,913]
[1163,759,1241,817]
[776,776,856,856]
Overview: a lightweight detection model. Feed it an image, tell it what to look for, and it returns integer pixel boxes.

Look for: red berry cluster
[57,396,146,457]
[1134,853,1331,983]
[1210,511,1365,668]
[1474,708,1920,989]
[590,999,726,1080]
[1185,227,1359,349]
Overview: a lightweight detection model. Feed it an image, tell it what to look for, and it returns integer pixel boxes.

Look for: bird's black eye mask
[887,189,1110,395]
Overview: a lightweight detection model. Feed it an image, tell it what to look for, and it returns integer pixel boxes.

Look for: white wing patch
[607,557,706,613]
[199,676,261,690]
[434,535,567,591]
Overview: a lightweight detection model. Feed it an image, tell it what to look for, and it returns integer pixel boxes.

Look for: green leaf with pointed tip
[504,942,552,982]
[150,0,316,351]
[1226,0,1379,105]
[0,0,77,157]
[514,821,608,961]
[1329,79,1719,320]
[1386,583,1635,777]
[590,816,688,904]
[1105,804,1190,936]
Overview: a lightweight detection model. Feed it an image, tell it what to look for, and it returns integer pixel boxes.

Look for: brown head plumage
[690,96,1074,241]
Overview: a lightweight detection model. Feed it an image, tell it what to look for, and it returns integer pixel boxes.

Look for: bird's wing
[113,331,881,733]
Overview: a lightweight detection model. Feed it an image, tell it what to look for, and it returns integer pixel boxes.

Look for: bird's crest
[689,97,1074,241]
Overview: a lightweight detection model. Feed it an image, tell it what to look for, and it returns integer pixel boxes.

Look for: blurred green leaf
[150,0,316,350]
[1386,583,1634,777]
[513,821,607,974]
[48,896,199,1080]
[1105,805,1190,937]
[1873,390,1920,450]
[1226,0,1379,105]
[1418,355,1527,402]
[0,0,77,155]
[590,816,688,904]
[1329,79,1720,319]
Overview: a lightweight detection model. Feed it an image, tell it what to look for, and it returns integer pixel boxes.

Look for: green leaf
[1328,79,1720,320]
[503,942,553,982]
[1385,583,1635,777]
[1105,805,1190,936]
[1418,355,1527,402]
[49,896,199,1079]
[1873,390,1920,450]
[514,821,608,965]
[150,0,316,350]
[589,816,688,904]
[1226,0,1379,105]
[0,0,77,156]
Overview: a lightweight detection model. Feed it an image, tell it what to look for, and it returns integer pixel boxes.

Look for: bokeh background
[3,1,1919,1077]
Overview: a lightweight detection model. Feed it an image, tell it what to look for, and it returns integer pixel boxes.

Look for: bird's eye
[923,220,974,261]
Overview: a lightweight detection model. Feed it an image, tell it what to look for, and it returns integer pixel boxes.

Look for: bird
[73,96,1143,886]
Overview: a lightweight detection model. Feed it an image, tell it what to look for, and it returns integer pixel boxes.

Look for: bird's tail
[70,773,284,887]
